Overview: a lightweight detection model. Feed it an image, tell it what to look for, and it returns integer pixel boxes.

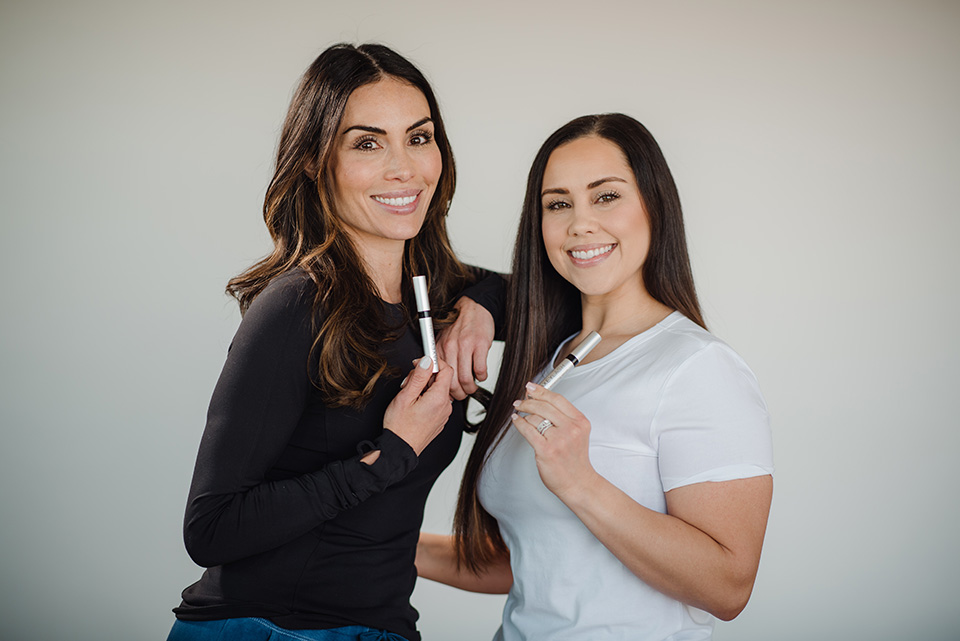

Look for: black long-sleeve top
[173,268,505,641]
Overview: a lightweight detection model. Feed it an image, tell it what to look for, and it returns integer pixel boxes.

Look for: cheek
[540,219,567,269]
[421,148,443,185]
[332,159,367,202]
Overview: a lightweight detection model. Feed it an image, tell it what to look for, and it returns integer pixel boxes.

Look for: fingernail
[510,413,519,422]
[418,356,432,369]
[525,382,536,393]
[512,400,520,408]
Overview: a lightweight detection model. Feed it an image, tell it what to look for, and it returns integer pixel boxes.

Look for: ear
[303,156,320,179]
[303,153,320,181]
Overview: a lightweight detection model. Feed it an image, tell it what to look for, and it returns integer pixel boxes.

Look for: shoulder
[233,270,319,346]
[651,313,754,384]
[646,314,767,423]
[252,269,316,311]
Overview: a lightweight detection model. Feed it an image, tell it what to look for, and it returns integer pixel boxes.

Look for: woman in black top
[167,43,503,641]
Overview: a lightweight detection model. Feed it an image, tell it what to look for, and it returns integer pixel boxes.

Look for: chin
[384,217,428,240]
[563,275,611,297]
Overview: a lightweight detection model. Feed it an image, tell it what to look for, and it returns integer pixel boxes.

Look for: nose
[384,146,415,182]
[567,205,598,237]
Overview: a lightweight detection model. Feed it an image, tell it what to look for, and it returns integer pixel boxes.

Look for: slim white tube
[538,331,601,390]
[412,275,439,373]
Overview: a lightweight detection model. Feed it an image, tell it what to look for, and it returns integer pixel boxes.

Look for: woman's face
[329,76,442,257]
[540,135,651,300]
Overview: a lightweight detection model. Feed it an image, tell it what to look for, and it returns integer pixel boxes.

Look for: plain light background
[1,1,958,639]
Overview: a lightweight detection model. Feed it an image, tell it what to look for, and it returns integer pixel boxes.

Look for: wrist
[555,467,604,510]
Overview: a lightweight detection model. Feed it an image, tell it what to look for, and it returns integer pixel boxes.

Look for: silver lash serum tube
[412,275,440,373]
[538,331,601,390]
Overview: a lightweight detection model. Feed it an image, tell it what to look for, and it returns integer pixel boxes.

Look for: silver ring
[536,419,553,435]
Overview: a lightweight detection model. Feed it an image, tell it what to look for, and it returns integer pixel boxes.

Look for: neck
[351,235,406,304]
[579,283,673,342]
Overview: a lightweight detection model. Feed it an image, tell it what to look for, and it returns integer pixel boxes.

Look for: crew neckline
[547,311,684,375]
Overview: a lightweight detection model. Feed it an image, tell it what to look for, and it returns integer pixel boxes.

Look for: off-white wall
[1,1,958,639]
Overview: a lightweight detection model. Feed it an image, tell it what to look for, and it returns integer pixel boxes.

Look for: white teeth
[571,244,614,260]
[373,195,417,206]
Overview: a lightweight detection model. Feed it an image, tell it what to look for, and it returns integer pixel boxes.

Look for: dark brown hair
[227,43,472,408]
[454,113,705,571]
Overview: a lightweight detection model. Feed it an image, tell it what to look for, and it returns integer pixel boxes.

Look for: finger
[423,356,453,389]
[513,398,566,426]
[472,341,489,382]
[447,358,468,401]
[441,343,467,400]
[458,350,478,396]
[510,412,543,448]
[422,364,455,401]
[399,356,435,400]
[524,382,585,420]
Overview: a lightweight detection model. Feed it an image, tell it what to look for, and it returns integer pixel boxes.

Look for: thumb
[399,356,434,399]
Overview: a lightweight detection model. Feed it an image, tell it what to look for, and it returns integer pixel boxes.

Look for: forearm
[185,430,418,567]
[560,473,765,620]
[416,533,512,594]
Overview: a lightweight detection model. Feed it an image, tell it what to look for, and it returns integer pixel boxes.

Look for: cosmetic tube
[538,331,601,390]
[412,275,440,373]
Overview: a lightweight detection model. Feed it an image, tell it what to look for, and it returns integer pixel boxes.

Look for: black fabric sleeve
[182,276,418,568]
[459,267,507,341]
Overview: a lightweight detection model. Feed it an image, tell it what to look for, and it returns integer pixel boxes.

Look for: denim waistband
[167,617,409,641]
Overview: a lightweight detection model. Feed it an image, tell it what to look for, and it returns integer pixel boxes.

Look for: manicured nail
[512,400,520,408]
[418,356,432,369]
[510,413,520,422]
[525,382,537,393]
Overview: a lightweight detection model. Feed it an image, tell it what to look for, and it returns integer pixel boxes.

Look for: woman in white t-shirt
[417,113,774,640]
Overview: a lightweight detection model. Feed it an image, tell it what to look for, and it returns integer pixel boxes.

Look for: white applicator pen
[412,275,440,373]
[537,331,601,390]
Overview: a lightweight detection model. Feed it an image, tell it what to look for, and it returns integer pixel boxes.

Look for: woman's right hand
[383,355,455,456]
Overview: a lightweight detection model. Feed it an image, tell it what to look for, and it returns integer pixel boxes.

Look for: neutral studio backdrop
[1,1,958,639]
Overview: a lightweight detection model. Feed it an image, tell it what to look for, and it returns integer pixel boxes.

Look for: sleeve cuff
[336,430,419,505]
[366,429,419,481]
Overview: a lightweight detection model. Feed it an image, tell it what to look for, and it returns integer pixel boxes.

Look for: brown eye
[352,136,381,151]
[409,130,434,146]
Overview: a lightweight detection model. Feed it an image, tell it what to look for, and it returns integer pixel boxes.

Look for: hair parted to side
[453,113,706,572]
[227,43,472,409]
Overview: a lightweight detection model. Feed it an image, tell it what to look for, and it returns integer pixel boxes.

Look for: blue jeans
[167,618,409,641]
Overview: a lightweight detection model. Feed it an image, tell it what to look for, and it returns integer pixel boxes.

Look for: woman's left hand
[436,296,495,400]
[511,382,599,499]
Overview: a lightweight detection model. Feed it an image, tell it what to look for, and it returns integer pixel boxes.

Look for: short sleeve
[652,342,774,492]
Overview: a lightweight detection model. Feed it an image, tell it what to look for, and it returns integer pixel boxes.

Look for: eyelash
[595,190,620,204]
[543,190,621,211]
[351,130,434,152]
[408,129,434,146]
[352,136,379,151]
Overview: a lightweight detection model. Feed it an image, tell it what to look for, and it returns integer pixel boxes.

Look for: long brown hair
[454,113,706,571]
[228,43,472,409]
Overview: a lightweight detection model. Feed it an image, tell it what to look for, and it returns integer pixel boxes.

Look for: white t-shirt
[478,312,774,641]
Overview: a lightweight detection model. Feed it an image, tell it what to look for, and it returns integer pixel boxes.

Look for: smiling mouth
[372,194,419,207]
[570,244,615,261]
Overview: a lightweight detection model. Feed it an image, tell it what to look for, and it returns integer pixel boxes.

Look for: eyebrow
[541,176,628,197]
[341,117,433,136]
